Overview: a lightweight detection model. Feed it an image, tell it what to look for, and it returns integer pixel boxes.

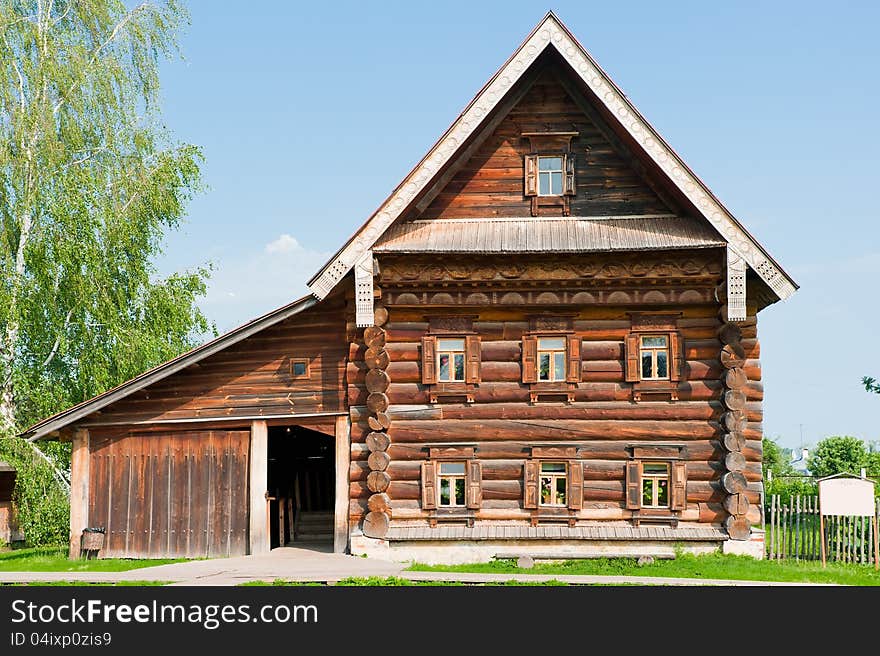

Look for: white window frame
[539,461,568,507]
[437,461,466,507]
[537,155,564,196]
[537,336,566,382]
[639,334,670,380]
[436,338,466,383]
[641,462,670,509]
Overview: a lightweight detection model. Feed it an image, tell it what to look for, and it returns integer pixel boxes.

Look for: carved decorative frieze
[379,253,723,285]
[383,287,714,307]
[427,316,477,333]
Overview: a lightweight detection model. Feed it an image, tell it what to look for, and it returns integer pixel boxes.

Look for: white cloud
[264,233,302,254]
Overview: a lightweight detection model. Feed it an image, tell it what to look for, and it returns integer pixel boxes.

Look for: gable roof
[22,294,317,441]
[308,12,797,302]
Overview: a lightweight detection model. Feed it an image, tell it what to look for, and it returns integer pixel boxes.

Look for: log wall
[348,304,763,528]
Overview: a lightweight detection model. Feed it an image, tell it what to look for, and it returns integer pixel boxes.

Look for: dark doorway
[268,426,334,548]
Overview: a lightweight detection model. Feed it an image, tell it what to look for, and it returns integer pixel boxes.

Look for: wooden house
[23,13,796,563]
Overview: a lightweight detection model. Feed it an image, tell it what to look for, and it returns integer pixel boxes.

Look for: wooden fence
[766,494,880,564]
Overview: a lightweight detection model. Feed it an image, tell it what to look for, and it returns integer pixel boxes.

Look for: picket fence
[766,494,879,565]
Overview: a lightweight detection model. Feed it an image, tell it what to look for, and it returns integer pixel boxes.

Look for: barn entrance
[267,425,335,549]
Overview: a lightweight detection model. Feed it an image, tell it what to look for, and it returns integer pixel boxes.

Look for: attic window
[538,156,564,196]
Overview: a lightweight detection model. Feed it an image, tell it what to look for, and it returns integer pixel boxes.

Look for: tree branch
[42,307,74,368]
[52,3,153,116]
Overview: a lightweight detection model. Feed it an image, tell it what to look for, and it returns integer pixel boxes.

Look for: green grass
[0,546,185,572]
[407,553,880,586]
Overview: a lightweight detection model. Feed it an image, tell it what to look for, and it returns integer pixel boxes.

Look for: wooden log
[373,306,389,327]
[717,322,743,346]
[722,390,746,411]
[364,348,390,370]
[363,326,386,349]
[721,471,748,494]
[367,413,391,431]
[366,470,390,493]
[723,367,748,390]
[389,418,719,442]
[366,432,390,453]
[367,493,392,513]
[724,452,747,472]
[724,515,751,541]
[365,368,391,393]
[720,411,748,433]
[356,439,763,465]
[722,432,747,453]
[362,511,389,538]
[720,344,746,369]
[367,451,391,472]
[366,392,389,413]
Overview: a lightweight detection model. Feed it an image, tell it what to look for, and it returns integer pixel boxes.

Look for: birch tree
[0,0,212,435]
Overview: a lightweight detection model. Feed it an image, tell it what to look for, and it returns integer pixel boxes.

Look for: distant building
[790,448,810,475]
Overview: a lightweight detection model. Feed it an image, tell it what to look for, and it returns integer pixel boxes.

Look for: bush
[0,435,70,546]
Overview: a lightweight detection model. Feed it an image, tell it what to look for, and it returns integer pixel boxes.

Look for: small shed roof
[374,215,724,254]
[0,461,14,473]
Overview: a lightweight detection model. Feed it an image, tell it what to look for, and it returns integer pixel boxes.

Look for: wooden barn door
[89,429,250,559]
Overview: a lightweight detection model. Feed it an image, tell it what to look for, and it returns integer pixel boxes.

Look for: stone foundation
[721,528,765,560]
[350,533,722,565]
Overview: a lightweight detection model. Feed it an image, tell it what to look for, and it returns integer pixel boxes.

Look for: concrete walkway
[0,547,837,587]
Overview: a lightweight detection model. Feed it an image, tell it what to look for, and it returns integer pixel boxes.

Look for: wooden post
[249,420,269,554]
[68,428,90,560]
[334,414,351,554]
[819,509,826,568]
[873,513,879,571]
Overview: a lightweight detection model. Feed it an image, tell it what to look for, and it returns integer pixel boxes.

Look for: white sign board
[818,478,875,516]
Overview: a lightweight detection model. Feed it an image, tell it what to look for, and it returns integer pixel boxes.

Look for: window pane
[657,479,668,506]
[454,478,466,505]
[539,157,562,171]
[437,338,464,351]
[553,351,565,381]
[642,479,653,506]
[440,478,451,506]
[453,353,465,380]
[643,463,668,475]
[438,353,450,380]
[539,172,550,195]
[541,462,566,474]
[641,351,653,378]
[292,361,307,376]
[556,477,567,504]
[539,353,550,380]
[656,351,668,378]
[439,462,465,475]
[539,337,565,350]
[641,336,667,348]
[551,171,562,195]
[541,477,552,504]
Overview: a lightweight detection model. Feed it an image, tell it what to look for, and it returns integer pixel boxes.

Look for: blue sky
[153,1,880,451]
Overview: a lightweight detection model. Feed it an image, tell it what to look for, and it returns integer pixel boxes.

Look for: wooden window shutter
[465,335,481,384]
[566,334,581,383]
[524,154,538,196]
[421,461,437,510]
[669,331,684,382]
[523,460,539,509]
[625,461,642,510]
[563,152,576,196]
[624,333,640,382]
[671,461,687,511]
[568,461,583,510]
[522,335,538,383]
[466,460,483,509]
[421,335,437,385]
